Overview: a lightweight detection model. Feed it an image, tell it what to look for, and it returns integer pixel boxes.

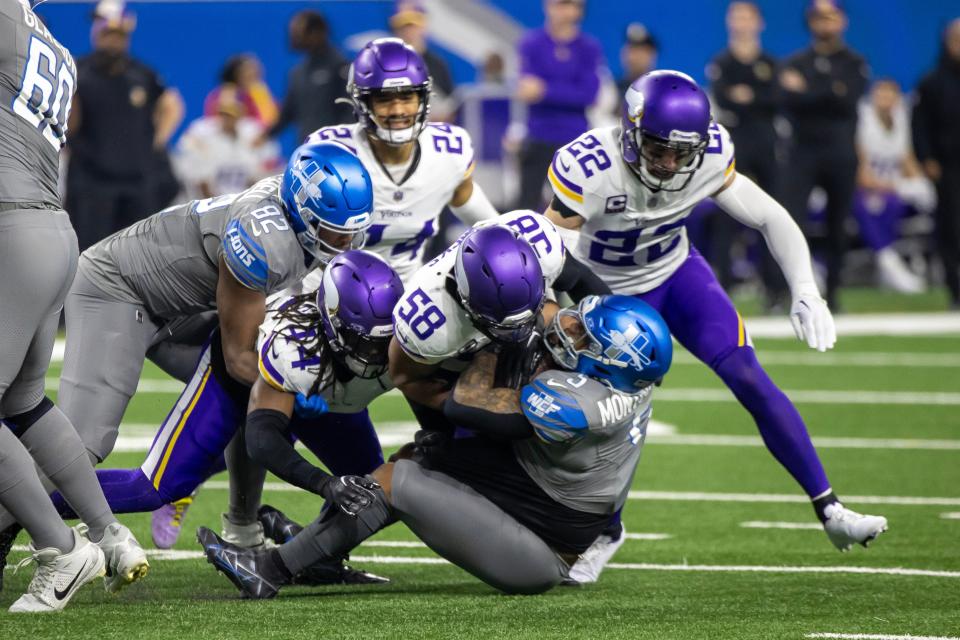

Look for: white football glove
[822,502,888,551]
[790,291,837,352]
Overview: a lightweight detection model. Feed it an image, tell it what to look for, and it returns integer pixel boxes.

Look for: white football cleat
[9,526,105,613]
[93,522,149,593]
[566,523,626,584]
[823,503,888,551]
[220,514,273,549]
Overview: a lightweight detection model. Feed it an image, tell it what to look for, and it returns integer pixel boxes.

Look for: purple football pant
[635,247,830,498]
[50,342,384,518]
[852,190,907,252]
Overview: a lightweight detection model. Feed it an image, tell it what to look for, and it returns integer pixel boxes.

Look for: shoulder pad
[548,129,617,220]
[222,218,269,291]
[425,122,476,179]
[520,373,590,444]
[304,125,358,154]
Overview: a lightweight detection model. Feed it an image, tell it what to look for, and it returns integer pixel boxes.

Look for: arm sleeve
[552,252,611,301]
[713,173,820,297]
[449,181,498,225]
[442,394,533,440]
[245,409,330,494]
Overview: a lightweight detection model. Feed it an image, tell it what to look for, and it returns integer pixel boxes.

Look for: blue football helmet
[280,141,373,262]
[545,295,673,393]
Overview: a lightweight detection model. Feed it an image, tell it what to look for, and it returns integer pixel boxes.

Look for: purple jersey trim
[258,333,287,388]
[550,153,583,196]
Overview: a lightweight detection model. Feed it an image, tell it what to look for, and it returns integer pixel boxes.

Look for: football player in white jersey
[304,37,498,282]
[544,70,887,583]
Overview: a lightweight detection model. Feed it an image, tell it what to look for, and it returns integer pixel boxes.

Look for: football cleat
[564,522,626,585]
[9,526,105,613]
[197,527,286,599]
[151,494,195,549]
[823,503,888,551]
[258,504,389,585]
[92,522,149,593]
[258,504,302,545]
[221,514,271,549]
[0,523,23,592]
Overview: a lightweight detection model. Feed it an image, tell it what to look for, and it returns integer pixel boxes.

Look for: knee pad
[4,396,54,438]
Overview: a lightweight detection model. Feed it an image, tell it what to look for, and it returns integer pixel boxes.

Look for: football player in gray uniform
[0,0,150,611]
[197,295,673,598]
[0,141,374,572]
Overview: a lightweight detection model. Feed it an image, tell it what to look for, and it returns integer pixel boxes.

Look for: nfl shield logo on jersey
[393,190,404,202]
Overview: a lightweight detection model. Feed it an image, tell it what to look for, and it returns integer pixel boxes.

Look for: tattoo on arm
[452,352,522,414]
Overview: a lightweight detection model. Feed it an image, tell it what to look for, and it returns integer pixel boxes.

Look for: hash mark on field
[740,521,823,530]
[806,633,960,640]
[940,512,960,520]
[624,533,672,540]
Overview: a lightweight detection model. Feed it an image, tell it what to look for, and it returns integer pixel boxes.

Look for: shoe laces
[170,497,193,528]
[14,552,53,594]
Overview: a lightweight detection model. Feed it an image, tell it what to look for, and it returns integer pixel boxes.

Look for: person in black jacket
[266,10,352,145]
[706,1,782,301]
[778,0,869,309]
[913,18,960,309]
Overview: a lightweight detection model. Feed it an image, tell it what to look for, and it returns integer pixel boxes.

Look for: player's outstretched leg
[258,504,388,585]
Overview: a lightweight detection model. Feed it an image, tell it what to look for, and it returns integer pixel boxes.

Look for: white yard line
[44,377,185,394]
[8,548,957,581]
[740,521,823,530]
[624,533,673,540]
[673,351,960,368]
[626,491,960,507]
[650,434,960,451]
[940,513,960,520]
[193,480,960,508]
[655,388,960,406]
[806,634,960,640]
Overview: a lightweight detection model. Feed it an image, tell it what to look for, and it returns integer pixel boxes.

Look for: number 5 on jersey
[397,288,446,340]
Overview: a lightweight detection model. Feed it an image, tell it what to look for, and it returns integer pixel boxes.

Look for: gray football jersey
[0,0,75,205]
[516,370,652,515]
[78,176,315,319]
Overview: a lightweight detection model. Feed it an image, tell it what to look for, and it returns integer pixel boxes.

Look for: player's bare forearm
[247,376,294,417]
[453,352,522,414]
[217,257,267,386]
[389,337,450,409]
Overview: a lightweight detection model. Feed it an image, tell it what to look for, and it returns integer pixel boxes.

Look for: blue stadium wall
[36,0,958,153]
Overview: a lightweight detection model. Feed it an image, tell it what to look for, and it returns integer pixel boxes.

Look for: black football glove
[493,327,545,389]
[317,475,381,517]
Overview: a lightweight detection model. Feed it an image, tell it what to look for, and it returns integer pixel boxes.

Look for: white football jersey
[256,295,393,413]
[548,124,736,294]
[305,121,475,281]
[394,213,565,366]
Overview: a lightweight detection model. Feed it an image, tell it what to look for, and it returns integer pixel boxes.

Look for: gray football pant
[57,271,214,462]
[0,210,76,418]
[279,460,569,595]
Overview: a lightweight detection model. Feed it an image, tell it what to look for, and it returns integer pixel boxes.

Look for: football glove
[789,290,837,352]
[493,328,545,389]
[822,502,888,551]
[294,392,329,418]
[317,475,381,517]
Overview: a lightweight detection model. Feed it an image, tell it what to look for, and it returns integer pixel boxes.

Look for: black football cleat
[294,558,390,586]
[258,504,389,586]
[0,523,23,592]
[258,504,303,545]
[196,526,288,599]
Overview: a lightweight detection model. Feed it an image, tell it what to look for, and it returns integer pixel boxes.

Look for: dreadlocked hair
[267,292,332,381]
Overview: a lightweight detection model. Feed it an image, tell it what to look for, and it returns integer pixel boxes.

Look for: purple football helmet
[319,250,404,378]
[621,70,713,192]
[347,37,432,146]
[454,226,545,344]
